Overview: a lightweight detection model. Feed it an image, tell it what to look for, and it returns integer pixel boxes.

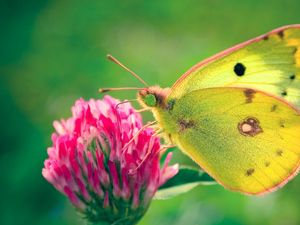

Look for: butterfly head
[137,86,171,109]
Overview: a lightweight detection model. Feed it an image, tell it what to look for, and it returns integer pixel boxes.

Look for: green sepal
[154,166,216,200]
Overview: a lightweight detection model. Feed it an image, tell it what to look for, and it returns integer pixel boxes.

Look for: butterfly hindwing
[170,25,300,108]
[162,87,300,194]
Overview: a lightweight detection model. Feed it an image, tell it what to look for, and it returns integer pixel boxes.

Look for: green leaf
[154,166,217,200]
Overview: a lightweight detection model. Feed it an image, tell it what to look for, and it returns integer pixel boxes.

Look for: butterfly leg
[121,121,158,154]
[129,143,176,175]
[135,108,151,113]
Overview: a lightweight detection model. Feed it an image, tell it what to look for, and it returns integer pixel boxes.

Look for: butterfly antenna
[107,54,149,87]
[99,87,143,93]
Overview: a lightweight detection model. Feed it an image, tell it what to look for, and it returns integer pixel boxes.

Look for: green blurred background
[1,0,300,224]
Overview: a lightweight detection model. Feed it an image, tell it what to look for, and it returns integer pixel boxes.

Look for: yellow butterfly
[104,25,300,195]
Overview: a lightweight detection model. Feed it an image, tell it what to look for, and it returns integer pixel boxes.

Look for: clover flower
[42,96,178,224]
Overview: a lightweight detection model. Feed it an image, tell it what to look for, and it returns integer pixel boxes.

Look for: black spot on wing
[290,74,296,80]
[281,90,287,96]
[234,63,246,76]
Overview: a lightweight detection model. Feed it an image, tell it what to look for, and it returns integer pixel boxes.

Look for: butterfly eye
[143,93,157,107]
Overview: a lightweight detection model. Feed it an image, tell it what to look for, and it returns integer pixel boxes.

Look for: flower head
[42,96,178,224]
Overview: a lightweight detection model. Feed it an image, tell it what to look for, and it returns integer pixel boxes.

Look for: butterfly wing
[165,87,300,194]
[170,25,300,108]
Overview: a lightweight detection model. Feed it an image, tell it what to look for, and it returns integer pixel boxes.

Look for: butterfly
[103,24,300,195]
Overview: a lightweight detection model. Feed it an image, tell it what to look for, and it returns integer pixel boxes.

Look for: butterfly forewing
[170,25,300,108]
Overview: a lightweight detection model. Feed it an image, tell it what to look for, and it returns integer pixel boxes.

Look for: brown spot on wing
[270,105,277,112]
[265,161,271,167]
[246,168,255,176]
[244,89,256,103]
[238,117,263,137]
[276,149,283,156]
[263,35,269,41]
[277,30,284,39]
[178,119,195,132]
